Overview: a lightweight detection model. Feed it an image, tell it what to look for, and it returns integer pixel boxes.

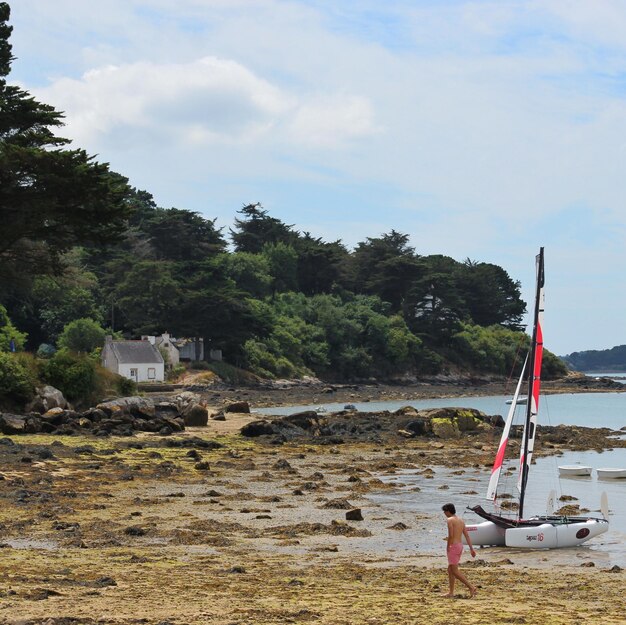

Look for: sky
[6,0,626,356]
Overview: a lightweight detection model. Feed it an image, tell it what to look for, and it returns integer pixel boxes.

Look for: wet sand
[0,411,624,625]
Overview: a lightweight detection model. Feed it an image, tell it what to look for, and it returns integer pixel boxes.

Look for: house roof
[110,341,164,364]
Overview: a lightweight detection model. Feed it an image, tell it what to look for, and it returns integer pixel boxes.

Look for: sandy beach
[0,383,625,625]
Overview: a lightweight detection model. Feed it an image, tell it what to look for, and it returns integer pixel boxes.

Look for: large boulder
[224,401,250,414]
[431,419,460,439]
[240,420,275,437]
[97,397,155,418]
[174,391,201,413]
[26,385,68,414]
[0,413,27,434]
[183,403,209,427]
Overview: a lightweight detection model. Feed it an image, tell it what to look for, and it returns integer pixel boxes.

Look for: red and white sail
[486,355,528,501]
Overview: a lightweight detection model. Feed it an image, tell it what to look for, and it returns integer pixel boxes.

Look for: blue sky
[7,0,626,356]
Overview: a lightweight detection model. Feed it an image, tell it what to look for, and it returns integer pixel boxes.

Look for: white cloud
[35,56,378,151]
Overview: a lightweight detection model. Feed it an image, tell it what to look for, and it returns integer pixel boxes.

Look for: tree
[230,203,296,253]
[222,252,272,298]
[145,208,225,261]
[114,261,183,335]
[262,242,298,294]
[294,233,350,295]
[351,230,423,308]
[57,318,106,353]
[0,3,131,283]
[458,260,526,329]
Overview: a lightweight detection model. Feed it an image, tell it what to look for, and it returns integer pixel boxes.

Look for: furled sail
[517,250,545,497]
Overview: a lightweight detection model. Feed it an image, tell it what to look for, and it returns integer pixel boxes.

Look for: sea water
[259,393,626,565]
[366,448,626,567]
[257,392,626,431]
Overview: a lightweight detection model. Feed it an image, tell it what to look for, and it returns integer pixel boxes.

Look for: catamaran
[465,248,609,549]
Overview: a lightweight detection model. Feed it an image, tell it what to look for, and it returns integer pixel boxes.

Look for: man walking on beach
[442,503,477,598]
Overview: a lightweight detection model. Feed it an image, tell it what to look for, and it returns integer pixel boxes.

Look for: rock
[97,397,155,418]
[0,414,27,435]
[224,401,250,414]
[194,461,210,471]
[124,526,146,536]
[580,561,595,567]
[431,419,460,439]
[26,385,68,414]
[608,565,622,572]
[404,419,429,436]
[211,411,226,421]
[321,498,353,510]
[240,420,275,437]
[283,411,319,429]
[345,508,363,521]
[183,403,208,427]
[397,429,414,438]
[387,522,409,530]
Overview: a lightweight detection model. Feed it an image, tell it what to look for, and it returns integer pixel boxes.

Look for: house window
[148,368,156,379]
[130,368,138,380]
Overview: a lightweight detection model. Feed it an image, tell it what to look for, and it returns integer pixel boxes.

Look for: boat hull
[558,465,592,477]
[465,518,609,549]
[597,468,626,479]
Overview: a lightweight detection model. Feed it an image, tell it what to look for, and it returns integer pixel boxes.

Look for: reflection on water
[368,448,626,566]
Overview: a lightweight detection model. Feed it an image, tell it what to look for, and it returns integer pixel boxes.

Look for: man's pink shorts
[447,543,463,565]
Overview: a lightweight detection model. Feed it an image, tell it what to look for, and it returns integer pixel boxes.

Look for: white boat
[506,396,527,405]
[558,465,593,477]
[596,468,626,479]
[465,248,609,549]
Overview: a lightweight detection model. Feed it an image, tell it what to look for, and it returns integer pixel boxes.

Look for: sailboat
[465,248,609,549]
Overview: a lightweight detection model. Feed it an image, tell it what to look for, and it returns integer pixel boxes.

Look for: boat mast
[518,247,545,519]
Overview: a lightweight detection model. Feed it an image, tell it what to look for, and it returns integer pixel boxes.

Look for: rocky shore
[0,379,624,624]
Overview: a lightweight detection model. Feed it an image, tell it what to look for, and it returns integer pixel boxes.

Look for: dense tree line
[0,3,568,387]
[562,345,626,372]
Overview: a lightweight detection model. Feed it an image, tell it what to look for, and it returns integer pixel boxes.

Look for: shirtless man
[442,503,477,598]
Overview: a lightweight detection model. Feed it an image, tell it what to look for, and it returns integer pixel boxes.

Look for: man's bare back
[446,514,465,545]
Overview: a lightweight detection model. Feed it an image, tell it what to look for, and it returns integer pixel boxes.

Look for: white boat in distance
[597,468,626,479]
[505,396,527,405]
[558,465,592,477]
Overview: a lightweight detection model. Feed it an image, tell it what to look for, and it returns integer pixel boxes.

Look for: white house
[142,332,180,368]
[102,336,165,383]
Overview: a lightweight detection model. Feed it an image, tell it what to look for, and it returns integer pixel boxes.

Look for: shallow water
[258,392,626,430]
[367,447,626,566]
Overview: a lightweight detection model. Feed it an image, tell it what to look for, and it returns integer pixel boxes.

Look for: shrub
[37,343,57,358]
[0,351,36,405]
[41,349,98,403]
[0,305,27,352]
[57,318,106,353]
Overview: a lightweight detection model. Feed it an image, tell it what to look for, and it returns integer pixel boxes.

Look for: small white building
[142,332,180,368]
[102,336,165,383]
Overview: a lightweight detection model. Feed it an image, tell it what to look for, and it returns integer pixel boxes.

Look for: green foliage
[204,361,260,385]
[541,350,569,379]
[115,375,137,396]
[0,4,131,286]
[0,303,26,351]
[222,252,272,298]
[0,350,36,404]
[230,203,296,253]
[57,318,106,353]
[452,322,528,374]
[262,242,298,293]
[40,349,98,402]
